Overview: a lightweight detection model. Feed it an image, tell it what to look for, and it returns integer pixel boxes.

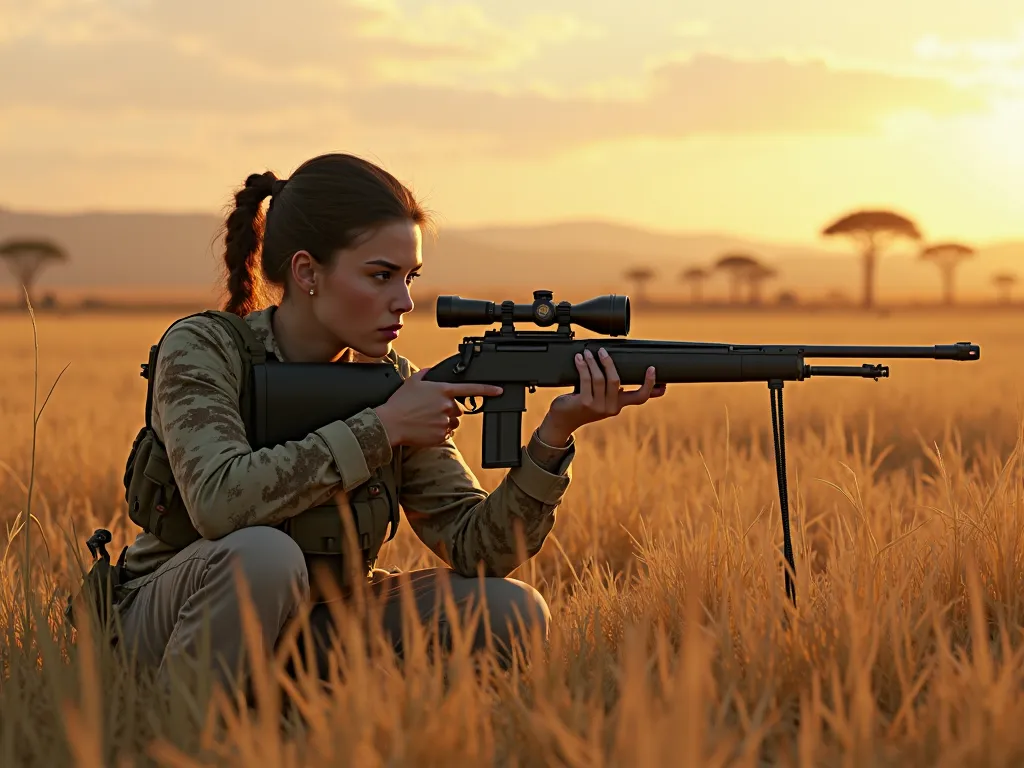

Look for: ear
[288,250,318,294]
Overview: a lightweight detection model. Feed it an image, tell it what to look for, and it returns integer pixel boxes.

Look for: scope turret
[436,289,630,336]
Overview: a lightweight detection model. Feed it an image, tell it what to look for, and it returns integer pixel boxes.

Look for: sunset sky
[2,0,1023,244]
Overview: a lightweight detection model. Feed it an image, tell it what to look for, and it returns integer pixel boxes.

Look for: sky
[2,0,1023,244]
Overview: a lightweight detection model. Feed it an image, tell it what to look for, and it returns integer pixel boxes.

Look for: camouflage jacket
[123,306,575,578]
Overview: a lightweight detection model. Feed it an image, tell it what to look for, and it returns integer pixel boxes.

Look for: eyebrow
[365,259,422,271]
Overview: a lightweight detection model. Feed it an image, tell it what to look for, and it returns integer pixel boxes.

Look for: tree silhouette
[623,266,656,303]
[992,271,1018,305]
[746,263,777,304]
[0,238,69,309]
[679,266,709,304]
[776,289,799,306]
[919,242,975,306]
[821,210,921,310]
[716,253,770,305]
[713,253,762,304]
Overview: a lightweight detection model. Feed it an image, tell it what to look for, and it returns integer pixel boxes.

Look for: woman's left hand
[537,347,667,446]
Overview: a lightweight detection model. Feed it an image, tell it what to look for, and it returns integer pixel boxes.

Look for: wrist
[373,404,403,446]
[537,416,573,448]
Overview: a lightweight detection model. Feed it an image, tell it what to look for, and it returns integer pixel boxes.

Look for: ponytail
[222,171,277,316]
[219,154,429,317]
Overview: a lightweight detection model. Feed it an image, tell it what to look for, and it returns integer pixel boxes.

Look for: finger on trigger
[445,383,504,398]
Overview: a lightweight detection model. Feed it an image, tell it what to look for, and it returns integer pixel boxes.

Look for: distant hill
[0,207,1020,304]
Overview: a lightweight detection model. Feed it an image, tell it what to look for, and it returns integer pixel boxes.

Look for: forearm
[174,416,385,536]
[401,429,574,577]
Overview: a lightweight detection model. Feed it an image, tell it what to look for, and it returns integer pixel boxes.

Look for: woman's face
[302,219,423,359]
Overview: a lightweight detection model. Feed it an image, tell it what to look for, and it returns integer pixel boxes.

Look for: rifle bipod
[768,380,797,608]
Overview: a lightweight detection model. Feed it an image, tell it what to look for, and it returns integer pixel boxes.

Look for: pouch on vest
[124,424,201,550]
[280,464,398,563]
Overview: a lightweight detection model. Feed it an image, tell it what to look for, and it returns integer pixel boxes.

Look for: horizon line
[2,203,1023,250]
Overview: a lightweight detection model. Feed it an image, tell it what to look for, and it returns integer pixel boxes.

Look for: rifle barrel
[795,343,979,361]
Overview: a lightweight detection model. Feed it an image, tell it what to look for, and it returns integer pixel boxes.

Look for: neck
[271,300,350,363]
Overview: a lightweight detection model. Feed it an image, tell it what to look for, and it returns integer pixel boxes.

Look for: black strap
[142,312,206,430]
[202,310,267,365]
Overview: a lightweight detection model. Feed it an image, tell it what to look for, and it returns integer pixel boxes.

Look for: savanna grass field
[2,301,1023,767]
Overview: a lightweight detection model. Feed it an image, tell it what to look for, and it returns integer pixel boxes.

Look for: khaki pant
[115,526,550,691]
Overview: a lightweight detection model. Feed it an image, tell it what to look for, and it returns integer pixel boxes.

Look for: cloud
[361,2,607,80]
[344,54,989,155]
[914,30,1024,64]
[913,29,1024,91]
[0,1,994,162]
[0,0,606,113]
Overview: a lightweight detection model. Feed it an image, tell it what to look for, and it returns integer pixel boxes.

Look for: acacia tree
[746,263,777,305]
[623,266,656,304]
[992,271,1018,305]
[920,242,975,306]
[713,253,762,304]
[679,266,709,304]
[0,238,68,309]
[821,210,921,310]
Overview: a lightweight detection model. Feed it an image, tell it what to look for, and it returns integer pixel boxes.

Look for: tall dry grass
[1,301,1023,766]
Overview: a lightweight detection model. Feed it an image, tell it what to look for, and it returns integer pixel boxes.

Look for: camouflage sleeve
[151,316,393,540]
[395,358,575,578]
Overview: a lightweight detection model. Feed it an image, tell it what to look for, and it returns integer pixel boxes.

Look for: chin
[358,341,392,359]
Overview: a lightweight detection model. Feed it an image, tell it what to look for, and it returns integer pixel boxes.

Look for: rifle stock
[251,361,403,449]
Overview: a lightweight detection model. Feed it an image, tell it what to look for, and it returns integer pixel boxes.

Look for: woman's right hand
[373,368,504,448]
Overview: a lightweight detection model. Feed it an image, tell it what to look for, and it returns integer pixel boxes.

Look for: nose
[392,283,414,314]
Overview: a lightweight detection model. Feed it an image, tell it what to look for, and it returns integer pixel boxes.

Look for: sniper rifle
[250,289,981,607]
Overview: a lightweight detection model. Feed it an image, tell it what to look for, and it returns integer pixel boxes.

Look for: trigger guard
[461,395,483,414]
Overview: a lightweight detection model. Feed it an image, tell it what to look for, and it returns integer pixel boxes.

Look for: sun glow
[971,99,1024,172]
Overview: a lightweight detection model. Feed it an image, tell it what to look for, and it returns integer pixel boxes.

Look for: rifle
[251,290,981,606]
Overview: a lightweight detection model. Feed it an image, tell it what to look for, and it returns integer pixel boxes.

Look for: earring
[309,287,314,296]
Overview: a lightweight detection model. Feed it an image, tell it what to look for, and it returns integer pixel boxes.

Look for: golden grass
[2,303,1024,766]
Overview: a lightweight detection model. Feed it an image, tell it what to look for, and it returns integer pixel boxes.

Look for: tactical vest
[123,310,403,580]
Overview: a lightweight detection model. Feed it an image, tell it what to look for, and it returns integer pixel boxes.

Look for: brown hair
[220,153,430,316]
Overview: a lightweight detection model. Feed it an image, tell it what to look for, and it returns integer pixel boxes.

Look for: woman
[111,152,666,690]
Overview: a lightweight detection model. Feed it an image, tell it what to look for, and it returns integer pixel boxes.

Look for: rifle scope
[436,290,631,336]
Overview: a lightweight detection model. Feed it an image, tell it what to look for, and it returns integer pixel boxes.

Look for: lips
[379,324,403,332]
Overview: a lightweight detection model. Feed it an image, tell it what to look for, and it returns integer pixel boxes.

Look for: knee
[483,578,551,643]
[209,526,309,603]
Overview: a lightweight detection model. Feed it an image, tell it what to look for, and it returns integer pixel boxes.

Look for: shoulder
[157,313,243,367]
[152,313,246,401]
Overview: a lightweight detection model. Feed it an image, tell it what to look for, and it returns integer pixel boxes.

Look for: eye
[371,271,391,282]
[407,272,421,285]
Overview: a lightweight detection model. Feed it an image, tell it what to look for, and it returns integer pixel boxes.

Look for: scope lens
[436,296,496,327]
[571,294,630,335]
